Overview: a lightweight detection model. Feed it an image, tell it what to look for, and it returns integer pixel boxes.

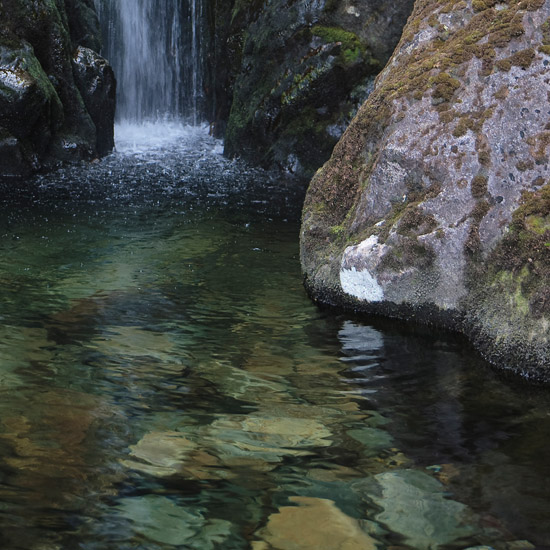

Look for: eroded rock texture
[219,0,414,178]
[301,0,550,380]
[0,0,115,178]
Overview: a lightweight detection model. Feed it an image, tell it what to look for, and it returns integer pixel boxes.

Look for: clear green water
[0,125,549,550]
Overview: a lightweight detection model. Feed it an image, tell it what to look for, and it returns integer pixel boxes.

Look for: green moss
[526,214,550,235]
[311,26,361,48]
[472,0,488,11]
[311,25,366,66]
[510,48,536,69]
[478,150,491,166]
[396,207,437,237]
[520,0,545,9]
[481,185,550,318]
[495,269,532,315]
[465,199,491,256]
[453,116,474,137]
[431,72,461,103]
[495,58,512,71]
[527,131,550,163]
[513,185,550,222]
[516,159,534,172]
[471,174,488,198]
[542,18,550,44]
[281,64,331,106]
[494,86,508,100]
[329,223,347,239]
[379,238,436,272]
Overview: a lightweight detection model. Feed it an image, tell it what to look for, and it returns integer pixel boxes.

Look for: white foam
[114,121,219,155]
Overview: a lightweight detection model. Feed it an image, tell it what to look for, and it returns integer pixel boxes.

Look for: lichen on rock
[301,0,550,380]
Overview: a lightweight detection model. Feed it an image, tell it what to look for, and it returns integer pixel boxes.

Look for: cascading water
[94,0,205,124]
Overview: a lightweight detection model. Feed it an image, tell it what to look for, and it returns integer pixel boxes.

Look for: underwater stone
[370,469,478,550]
[256,496,378,550]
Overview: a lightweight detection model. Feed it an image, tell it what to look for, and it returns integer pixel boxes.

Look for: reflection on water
[0,124,549,550]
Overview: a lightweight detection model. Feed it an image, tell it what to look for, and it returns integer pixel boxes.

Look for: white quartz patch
[346,6,360,16]
[340,235,385,302]
[340,266,384,302]
[0,68,30,90]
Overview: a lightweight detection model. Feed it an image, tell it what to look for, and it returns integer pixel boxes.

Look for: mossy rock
[223,0,414,178]
[301,0,550,380]
[0,0,113,177]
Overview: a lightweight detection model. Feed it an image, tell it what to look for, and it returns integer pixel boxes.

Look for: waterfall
[94,0,205,124]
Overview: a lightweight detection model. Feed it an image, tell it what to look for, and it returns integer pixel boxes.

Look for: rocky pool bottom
[0,124,548,550]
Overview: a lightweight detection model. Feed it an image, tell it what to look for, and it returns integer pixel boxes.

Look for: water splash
[95,0,205,124]
[114,121,214,155]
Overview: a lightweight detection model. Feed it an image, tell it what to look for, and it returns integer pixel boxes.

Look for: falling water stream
[0,1,549,549]
[94,0,205,122]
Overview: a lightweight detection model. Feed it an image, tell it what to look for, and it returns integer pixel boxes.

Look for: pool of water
[0,124,549,550]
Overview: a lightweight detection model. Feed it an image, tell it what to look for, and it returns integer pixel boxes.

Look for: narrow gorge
[0,1,549,549]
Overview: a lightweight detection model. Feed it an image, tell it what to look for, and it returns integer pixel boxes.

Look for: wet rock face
[72,46,116,156]
[301,0,550,380]
[0,42,63,177]
[220,0,414,178]
[0,0,115,178]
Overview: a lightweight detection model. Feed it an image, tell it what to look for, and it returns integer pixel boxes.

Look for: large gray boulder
[301,0,550,380]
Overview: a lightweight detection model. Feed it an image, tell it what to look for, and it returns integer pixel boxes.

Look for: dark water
[0,124,549,550]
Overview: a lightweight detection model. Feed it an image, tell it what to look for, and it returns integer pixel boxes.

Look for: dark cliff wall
[208,0,414,178]
[0,0,115,178]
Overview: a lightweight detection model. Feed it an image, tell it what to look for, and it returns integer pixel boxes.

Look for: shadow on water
[0,124,548,550]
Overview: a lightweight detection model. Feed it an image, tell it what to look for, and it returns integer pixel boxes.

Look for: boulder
[0,0,115,177]
[0,42,64,174]
[72,46,116,156]
[301,0,550,380]
[221,0,414,178]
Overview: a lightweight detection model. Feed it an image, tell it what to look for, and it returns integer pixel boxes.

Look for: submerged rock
[300,0,550,380]
[255,496,378,550]
[117,495,233,548]
[369,469,477,550]
[220,0,414,178]
[0,0,115,178]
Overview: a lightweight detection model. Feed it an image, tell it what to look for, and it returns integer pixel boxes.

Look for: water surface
[0,124,549,550]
